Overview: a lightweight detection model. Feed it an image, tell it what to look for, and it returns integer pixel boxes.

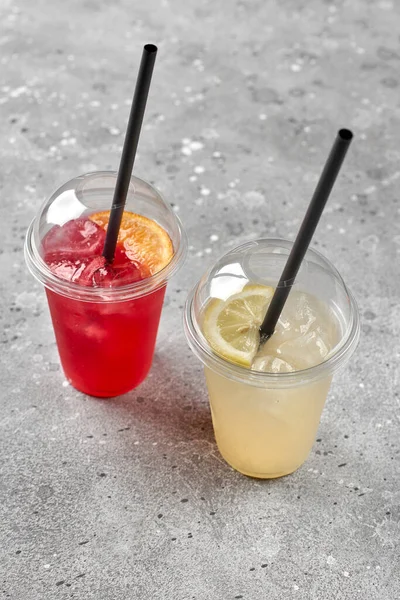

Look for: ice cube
[47,258,88,282]
[278,329,330,370]
[43,218,106,261]
[44,218,148,288]
[253,291,338,373]
[47,255,144,288]
[91,259,144,287]
[252,354,295,373]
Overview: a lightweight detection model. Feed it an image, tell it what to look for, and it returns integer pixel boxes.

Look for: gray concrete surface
[1,0,399,598]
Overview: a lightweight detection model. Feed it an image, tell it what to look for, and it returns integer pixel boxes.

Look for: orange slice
[89,211,174,276]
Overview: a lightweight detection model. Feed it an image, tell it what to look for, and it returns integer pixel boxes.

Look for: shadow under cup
[184,239,360,479]
[25,172,186,397]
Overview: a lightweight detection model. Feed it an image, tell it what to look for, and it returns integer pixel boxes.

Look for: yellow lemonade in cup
[184,239,360,479]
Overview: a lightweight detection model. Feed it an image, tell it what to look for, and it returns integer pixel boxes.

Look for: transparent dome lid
[193,238,350,308]
[25,171,187,301]
[184,239,360,387]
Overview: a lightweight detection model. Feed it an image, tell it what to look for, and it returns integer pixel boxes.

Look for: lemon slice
[202,283,274,367]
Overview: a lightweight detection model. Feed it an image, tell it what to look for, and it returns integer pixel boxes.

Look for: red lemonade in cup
[25,172,186,397]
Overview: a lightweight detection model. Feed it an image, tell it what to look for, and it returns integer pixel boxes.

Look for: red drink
[25,172,186,398]
[45,285,166,397]
[43,217,166,396]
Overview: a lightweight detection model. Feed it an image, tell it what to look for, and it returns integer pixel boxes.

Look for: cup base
[219,451,305,479]
[64,373,148,398]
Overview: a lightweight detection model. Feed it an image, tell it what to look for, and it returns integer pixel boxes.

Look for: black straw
[259,129,353,345]
[102,44,158,263]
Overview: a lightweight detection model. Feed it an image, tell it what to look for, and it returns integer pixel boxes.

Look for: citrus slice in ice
[89,211,174,275]
[202,283,274,367]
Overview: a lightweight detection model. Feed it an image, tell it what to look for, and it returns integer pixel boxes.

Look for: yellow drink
[184,239,360,479]
[203,289,338,478]
[205,367,331,478]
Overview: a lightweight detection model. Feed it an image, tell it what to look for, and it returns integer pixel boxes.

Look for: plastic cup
[25,171,186,397]
[184,239,360,479]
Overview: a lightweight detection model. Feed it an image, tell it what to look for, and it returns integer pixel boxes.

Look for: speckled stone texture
[1,0,399,598]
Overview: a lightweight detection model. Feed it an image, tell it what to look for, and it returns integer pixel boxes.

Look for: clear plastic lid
[184,239,360,387]
[25,171,187,301]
